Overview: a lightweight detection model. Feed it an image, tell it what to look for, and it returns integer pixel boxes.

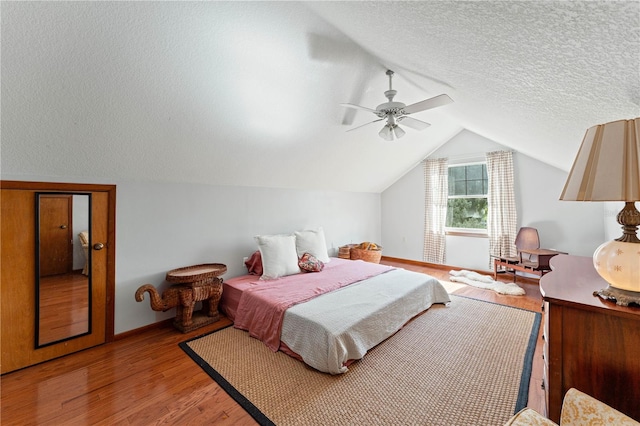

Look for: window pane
[453,181,467,195]
[446,197,488,229]
[449,167,465,181]
[466,164,484,180]
[467,180,485,195]
[448,164,488,197]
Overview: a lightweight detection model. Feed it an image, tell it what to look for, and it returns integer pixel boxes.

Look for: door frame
[1,180,116,343]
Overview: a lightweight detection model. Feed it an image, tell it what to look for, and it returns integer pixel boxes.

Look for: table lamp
[560,117,640,306]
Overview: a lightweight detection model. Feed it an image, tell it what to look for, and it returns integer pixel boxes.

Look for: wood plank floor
[0,259,545,425]
[38,271,90,345]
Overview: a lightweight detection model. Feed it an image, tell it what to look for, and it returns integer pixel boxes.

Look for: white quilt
[280,268,451,374]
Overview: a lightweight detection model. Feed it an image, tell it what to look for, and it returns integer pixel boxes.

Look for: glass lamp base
[594,286,640,307]
[593,240,640,292]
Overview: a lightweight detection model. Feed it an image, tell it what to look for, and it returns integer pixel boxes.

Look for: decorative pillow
[298,252,325,273]
[244,250,263,276]
[254,234,301,279]
[294,227,330,263]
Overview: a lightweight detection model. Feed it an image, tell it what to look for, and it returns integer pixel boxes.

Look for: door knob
[93,243,105,250]
[60,225,67,229]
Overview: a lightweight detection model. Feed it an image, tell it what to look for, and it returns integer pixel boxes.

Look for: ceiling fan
[341,70,453,141]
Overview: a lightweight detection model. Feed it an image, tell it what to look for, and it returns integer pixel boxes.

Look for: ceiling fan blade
[398,116,431,131]
[340,103,378,114]
[403,94,453,114]
[347,118,384,132]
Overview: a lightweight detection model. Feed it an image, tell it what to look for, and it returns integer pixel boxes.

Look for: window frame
[445,161,489,237]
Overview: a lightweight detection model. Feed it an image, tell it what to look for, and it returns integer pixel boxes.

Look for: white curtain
[486,150,517,266]
[423,158,448,264]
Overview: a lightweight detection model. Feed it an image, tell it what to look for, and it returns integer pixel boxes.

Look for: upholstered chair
[78,231,89,276]
[504,388,639,426]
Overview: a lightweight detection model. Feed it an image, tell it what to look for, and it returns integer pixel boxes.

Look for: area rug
[180,295,540,426]
[449,269,526,295]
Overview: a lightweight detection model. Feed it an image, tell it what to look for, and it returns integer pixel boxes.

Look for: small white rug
[449,269,525,296]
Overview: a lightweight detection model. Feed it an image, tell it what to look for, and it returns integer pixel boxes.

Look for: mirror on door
[36,193,92,347]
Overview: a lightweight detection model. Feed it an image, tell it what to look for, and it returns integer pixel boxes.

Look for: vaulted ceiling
[2,1,638,192]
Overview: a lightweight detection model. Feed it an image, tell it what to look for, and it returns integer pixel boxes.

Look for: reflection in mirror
[36,193,92,347]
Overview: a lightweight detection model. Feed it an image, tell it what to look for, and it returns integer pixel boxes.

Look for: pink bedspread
[233,258,393,351]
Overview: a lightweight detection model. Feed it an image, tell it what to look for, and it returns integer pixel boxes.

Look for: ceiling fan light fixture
[392,125,406,139]
[379,125,394,141]
[379,124,405,141]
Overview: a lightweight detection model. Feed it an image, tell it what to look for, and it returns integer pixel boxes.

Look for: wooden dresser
[540,255,640,423]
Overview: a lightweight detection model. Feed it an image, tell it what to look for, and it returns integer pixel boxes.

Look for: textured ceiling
[1,1,638,192]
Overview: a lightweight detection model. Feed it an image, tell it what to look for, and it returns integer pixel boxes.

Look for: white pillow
[254,234,301,279]
[294,227,330,263]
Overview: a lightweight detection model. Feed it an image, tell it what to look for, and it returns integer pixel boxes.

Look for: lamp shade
[560,118,640,202]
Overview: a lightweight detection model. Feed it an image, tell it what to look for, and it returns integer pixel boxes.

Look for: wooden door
[1,181,116,374]
[38,195,73,276]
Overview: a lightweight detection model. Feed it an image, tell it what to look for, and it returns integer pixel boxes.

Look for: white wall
[126,182,382,332]
[114,180,380,333]
[381,130,605,271]
[514,152,604,256]
[380,164,425,261]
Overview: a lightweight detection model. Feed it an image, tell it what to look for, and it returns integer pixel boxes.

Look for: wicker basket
[338,245,353,259]
[350,247,382,263]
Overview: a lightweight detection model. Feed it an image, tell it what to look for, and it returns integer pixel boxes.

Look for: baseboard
[380,256,540,285]
[381,256,487,273]
[114,318,173,341]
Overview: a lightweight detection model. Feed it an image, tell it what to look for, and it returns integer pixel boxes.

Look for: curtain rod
[423,150,514,163]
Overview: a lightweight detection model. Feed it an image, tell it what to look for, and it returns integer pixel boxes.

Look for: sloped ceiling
[1,1,638,193]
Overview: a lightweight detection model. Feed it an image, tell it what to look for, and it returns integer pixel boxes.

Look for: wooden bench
[493,248,566,282]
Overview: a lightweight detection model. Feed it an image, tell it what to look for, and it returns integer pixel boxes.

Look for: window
[446,163,488,233]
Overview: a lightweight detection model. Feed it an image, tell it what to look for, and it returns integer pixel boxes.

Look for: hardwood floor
[38,271,90,345]
[1,259,545,425]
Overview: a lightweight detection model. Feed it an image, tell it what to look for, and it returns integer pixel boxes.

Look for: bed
[220,257,450,374]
